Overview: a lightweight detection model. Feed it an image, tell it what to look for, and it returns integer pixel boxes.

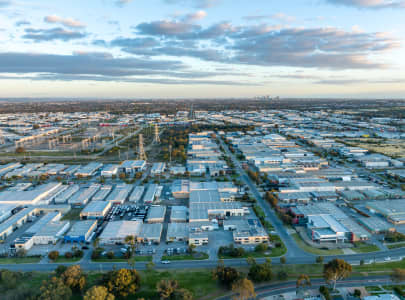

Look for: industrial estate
[0,100,404,299]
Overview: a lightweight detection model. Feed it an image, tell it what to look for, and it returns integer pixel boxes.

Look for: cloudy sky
[0,0,404,98]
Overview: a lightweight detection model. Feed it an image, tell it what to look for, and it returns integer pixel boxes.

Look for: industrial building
[146,206,166,223]
[0,182,62,205]
[80,201,111,219]
[366,200,405,225]
[120,160,146,175]
[150,162,165,175]
[166,223,188,243]
[138,223,163,244]
[170,206,188,223]
[64,220,97,243]
[92,185,113,201]
[129,186,145,203]
[68,184,100,207]
[106,184,133,204]
[99,221,142,245]
[54,184,79,204]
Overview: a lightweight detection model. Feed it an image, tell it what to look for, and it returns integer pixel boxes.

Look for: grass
[162,252,209,261]
[387,243,405,249]
[292,233,344,255]
[0,256,41,264]
[366,286,383,292]
[135,269,221,300]
[92,256,153,262]
[53,256,82,263]
[61,208,83,220]
[352,243,380,253]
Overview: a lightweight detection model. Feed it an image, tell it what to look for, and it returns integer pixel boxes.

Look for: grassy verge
[387,243,405,250]
[53,257,82,263]
[92,256,153,262]
[292,233,344,255]
[0,256,41,264]
[352,243,380,253]
[162,253,209,261]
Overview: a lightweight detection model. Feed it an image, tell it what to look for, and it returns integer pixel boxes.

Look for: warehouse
[64,220,97,243]
[74,162,103,177]
[106,184,133,204]
[170,206,188,223]
[120,160,146,175]
[189,232,208,246]
[232,219,269,245]
[146,206,166,223]
[99,220,142,245]
[0,207,36,241]
[32,221,70,245]
[68,184,100,207]
[171,180,190,199]
[190,190,221,204]
[151,162,166,175]
[189,202,245,222]
[101,164,119,177]
[80,201,111,219]
[138,223,163,244]
[166,223,188,243]
[54,184,79,204]
[26,211,61,234]
[307,214,349,243]
[60,165,80,176]
[0,204,17,223]
[366,200,405,225]
[129,186,145,203]
[0,182,62,205]
[358,216,395,234]
[92,185,113,201]
[143,184,159,204]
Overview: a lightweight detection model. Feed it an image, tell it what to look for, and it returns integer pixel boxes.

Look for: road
[218,275,403,300]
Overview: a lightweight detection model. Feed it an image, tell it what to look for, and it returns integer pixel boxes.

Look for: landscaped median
[0,256,41,264]
[161,252,209,261]
[92,256,153,263]
[218,239,287,260]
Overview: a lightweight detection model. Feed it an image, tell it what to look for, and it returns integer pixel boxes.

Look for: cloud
[15,20,31,26]
[164,0,220,8]
[22,27,86,41]
[0,0,11,7]
[325,0,405,9]
[243,13,296,23]
[0,52,185,77]
[182,10,207,22]
[115,0,133,6]
[44,15,86,28]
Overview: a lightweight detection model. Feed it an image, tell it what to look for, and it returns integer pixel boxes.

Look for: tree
[124,235,137,268]
[16,248,27,258]
[248,259,273,283]
[174,288,193,300]
[188,244,196,254]
[93,237,100,249]
[48,250,59,261]
[354,289,362,298]
[232,278,256,300]
[212,263,240,289]
[38,277,72,300]
[280,256,286,264]
[323,259,352,290]
[104,268,141,298]
[61,265,86,292]
[55,265,68,277]
[296,274,311,296]
[320,286,331,300]
[316,256,324,264]
[391,268,405,282]
[156,279,178,299]
[15,146,25,154]
[84,286,115,300]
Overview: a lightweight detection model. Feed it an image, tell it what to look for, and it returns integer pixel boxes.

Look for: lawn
[61,208,83,220]
[352,243,380,253]
[292,233,344,255]
[162,252,209,261]
[0,256,41,264]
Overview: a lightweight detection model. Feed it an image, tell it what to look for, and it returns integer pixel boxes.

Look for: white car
[161,260,171,264]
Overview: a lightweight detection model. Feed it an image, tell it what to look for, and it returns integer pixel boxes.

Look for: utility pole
[154,124,160,144]
[138,134,147,161]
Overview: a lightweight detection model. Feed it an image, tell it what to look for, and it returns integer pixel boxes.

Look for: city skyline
[0,0,404,98]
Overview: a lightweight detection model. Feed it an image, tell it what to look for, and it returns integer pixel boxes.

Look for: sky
[0,0,404,99]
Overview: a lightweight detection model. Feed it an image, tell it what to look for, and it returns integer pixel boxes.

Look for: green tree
[174,288,193,300]
[316,256,324,264]
[323,259,352,290]
[84,286,115,300]
[104,268,141,298]
[248,259,273,283]
[38,277,72,300]
[212,262,240,289]
[296,274,311,296]
[48,250,59,261]
[391,268,405,282]
[232,278,256,300]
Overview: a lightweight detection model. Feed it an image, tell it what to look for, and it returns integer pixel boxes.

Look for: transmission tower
[154,124,160,144]
[138,134,147,161]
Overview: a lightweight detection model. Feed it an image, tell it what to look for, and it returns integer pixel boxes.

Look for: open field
[339,138,405,158]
